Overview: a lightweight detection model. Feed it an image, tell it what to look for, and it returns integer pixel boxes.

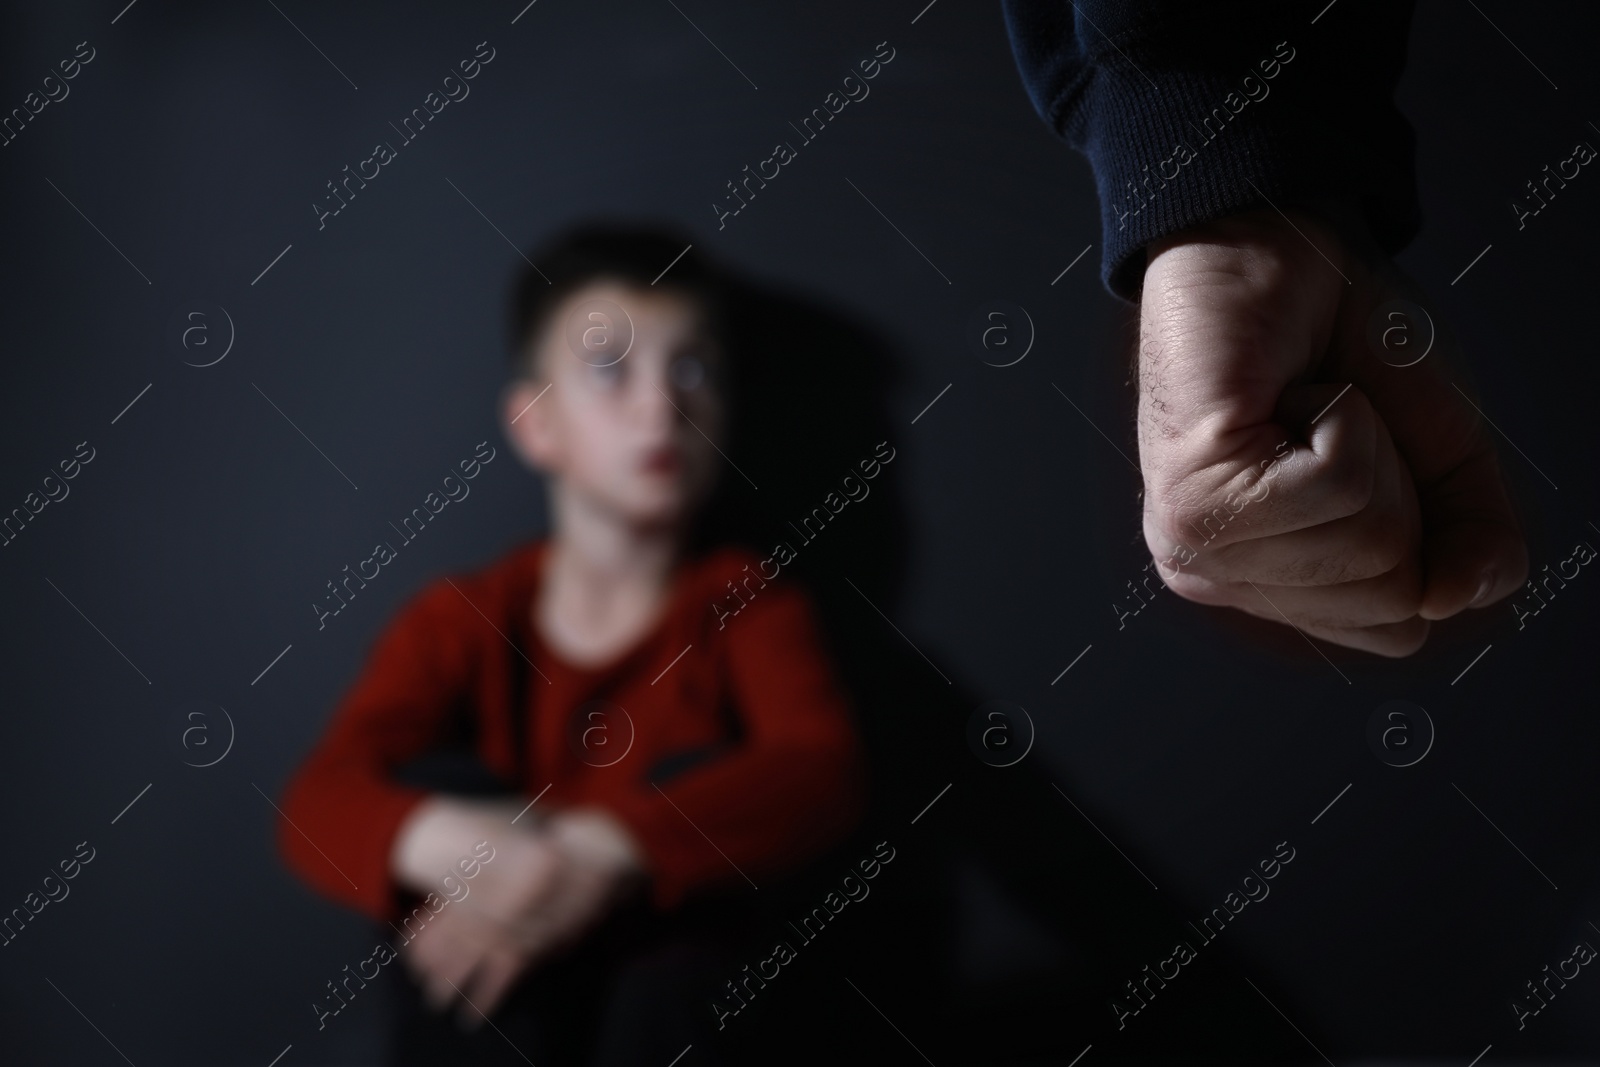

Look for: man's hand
[1137,205,1528,656]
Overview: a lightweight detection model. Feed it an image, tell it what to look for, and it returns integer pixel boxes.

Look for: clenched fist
[1137,205,1528,657]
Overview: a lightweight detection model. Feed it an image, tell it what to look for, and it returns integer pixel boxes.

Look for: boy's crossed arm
[390,580,868,1026]
[390,797,645,1027]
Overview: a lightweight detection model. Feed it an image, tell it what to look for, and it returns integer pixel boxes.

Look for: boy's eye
[670,355,706,391]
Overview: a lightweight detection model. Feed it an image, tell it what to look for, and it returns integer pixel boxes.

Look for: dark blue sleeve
[1002,0,1420,300]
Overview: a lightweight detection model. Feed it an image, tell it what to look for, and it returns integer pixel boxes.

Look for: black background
[1,0,1597,1063]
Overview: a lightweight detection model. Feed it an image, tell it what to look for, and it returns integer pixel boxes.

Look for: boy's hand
[457,824,568,939]
[521,807,647,952]
[390,794,535,895]
[400,895,537,1024]
[393,804,563,1023]
[397,802,645,1027]
[1137,205,1527,657]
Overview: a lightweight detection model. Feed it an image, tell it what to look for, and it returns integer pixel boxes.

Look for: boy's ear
[500,377,558,473]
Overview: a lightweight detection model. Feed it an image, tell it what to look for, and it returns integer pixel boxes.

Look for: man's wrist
[1143,199,1383,296]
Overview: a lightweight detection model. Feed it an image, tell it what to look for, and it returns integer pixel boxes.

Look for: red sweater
[277,540,867,921]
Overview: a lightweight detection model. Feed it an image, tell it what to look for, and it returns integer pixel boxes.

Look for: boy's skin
[387,278,727,1027]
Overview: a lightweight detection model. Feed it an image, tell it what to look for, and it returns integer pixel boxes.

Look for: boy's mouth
[641,445,683,475]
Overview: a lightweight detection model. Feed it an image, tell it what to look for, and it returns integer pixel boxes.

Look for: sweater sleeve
[603,580,868,910]
[275,579,481,922]
[1001,0,1421,300]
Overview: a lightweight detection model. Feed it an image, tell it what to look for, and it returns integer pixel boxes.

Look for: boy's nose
[640,364,684,430]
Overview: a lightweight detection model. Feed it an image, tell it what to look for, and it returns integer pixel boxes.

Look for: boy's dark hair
[507,221,731,377]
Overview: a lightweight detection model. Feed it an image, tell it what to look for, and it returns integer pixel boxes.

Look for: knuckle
[1146,475,1225,550]
[1142,492,1193,555]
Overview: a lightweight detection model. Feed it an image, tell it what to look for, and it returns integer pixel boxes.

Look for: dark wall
[1,1,1596,1063]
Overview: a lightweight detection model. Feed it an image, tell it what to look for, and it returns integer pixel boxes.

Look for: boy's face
[504,279,726,528]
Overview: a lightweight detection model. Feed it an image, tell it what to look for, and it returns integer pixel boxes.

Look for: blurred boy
[277,225,867,1065]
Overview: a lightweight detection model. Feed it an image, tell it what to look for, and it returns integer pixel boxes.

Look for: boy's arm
[276,578,488,921]
[603,581,868,909]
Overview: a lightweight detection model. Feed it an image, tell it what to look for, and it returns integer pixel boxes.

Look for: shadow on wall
[697,277,1315,1065]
